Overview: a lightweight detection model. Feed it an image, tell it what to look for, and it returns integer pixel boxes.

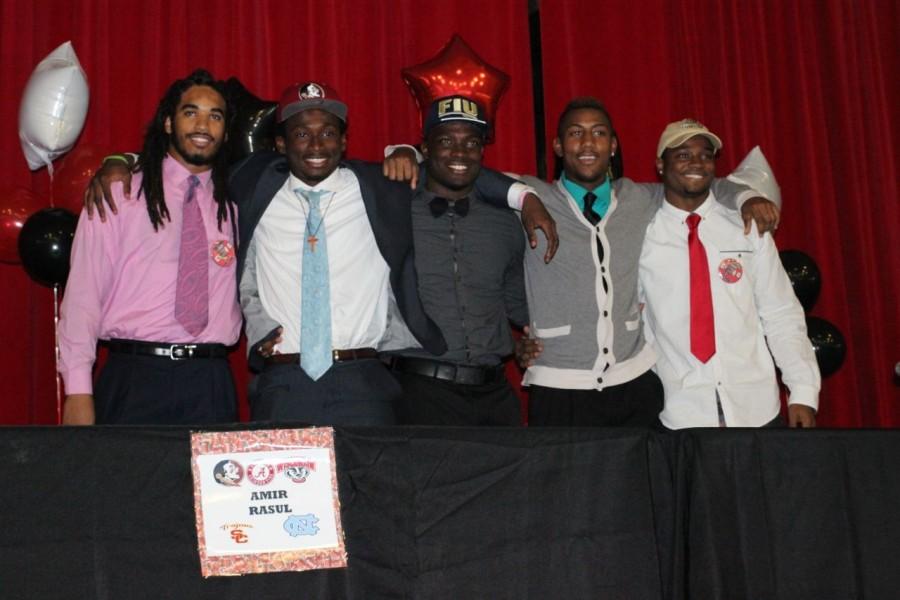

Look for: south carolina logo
[718,258,743,283]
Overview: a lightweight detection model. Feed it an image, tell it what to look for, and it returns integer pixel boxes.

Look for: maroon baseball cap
[276,82,348,123]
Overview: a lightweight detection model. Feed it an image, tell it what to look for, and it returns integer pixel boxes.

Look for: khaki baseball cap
[656,119,723,158]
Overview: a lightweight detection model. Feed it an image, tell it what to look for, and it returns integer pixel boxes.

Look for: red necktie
[686,213,715,362]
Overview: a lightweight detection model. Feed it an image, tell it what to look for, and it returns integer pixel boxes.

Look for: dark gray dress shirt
[400,184,527,366]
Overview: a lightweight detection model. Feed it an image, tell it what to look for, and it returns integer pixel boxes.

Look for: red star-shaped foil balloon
[402,35,510,142]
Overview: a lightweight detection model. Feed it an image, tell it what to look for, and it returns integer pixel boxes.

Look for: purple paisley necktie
[174,175,208,336]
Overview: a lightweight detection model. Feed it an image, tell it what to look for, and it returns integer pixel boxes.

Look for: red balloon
[401,35,510,142]
[0,187,42,264]
[51,143,111,213]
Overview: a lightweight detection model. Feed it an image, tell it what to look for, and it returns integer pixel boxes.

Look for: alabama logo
[246,463,276,485]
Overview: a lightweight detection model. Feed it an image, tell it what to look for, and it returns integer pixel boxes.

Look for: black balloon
[223,77,277,165]
[779,250,821,312]
[17,208,77,287]
[806,316,847,377]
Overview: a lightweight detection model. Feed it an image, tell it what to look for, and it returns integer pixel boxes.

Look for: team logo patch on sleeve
[718,257,743,283]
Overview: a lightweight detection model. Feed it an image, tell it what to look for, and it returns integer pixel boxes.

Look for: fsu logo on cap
[718,257,743,283]
[299,83,324,99]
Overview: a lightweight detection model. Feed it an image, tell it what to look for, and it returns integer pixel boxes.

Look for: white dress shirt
[252,167,393,353]
[639,193,820,428]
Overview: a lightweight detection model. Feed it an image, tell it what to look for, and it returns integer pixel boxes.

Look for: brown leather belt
[264,348,378,366]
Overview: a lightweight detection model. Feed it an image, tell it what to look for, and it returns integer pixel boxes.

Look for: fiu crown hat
[423,95,488,136]
[276,82,348,123]
[656,119,723,158]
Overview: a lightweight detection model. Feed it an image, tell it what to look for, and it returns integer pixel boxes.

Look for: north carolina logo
[718,257,743,283]
[213,459,243,486]
[300,83,324,99]
[284,514,320,537]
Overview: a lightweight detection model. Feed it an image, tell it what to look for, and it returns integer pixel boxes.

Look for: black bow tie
[429,196,470,217]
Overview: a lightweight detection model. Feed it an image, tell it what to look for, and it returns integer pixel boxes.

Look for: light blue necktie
[298,189,333,380]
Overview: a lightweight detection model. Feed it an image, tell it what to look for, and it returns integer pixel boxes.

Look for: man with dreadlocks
[58,69,241,425]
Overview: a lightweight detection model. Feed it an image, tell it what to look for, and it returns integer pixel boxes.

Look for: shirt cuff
[508,182,536,211]
[384,144,423,162]
[787,386,819,412]
[61,369,94,396]
[734,188,781,211]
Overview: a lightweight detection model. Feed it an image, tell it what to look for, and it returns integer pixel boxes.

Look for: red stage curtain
[2,1,896,427]
[0,0,534,424]
[539,0,899,426]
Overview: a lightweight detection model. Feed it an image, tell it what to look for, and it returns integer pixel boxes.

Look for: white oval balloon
[18,41,90,174]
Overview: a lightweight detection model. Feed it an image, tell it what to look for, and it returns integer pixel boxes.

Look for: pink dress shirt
[59,156,241,395]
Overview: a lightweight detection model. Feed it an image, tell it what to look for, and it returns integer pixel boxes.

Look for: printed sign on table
[190,428,346,577]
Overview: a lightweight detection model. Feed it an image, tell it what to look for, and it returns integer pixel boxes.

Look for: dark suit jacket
[230,151,448,371]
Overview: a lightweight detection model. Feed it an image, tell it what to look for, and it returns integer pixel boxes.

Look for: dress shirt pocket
[533,324,571,338]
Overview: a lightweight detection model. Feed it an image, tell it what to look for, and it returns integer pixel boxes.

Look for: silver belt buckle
[169,344,198,360]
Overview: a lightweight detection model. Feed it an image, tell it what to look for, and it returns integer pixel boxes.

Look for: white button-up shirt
[639,193,820,428]
[253,168,393,353]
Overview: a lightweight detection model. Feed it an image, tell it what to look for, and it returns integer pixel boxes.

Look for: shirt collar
[560,172,612,216]
[163,154,213,192]
[660,190,717,224]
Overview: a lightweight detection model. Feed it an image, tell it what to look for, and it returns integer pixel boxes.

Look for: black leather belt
[388,356,504,386]
[265,348,378,367]
[105,339,229,360]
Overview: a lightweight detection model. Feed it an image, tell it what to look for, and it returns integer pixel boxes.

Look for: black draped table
[1,426,897,599]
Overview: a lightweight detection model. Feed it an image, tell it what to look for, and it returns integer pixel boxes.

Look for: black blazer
[229,151,447,358]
